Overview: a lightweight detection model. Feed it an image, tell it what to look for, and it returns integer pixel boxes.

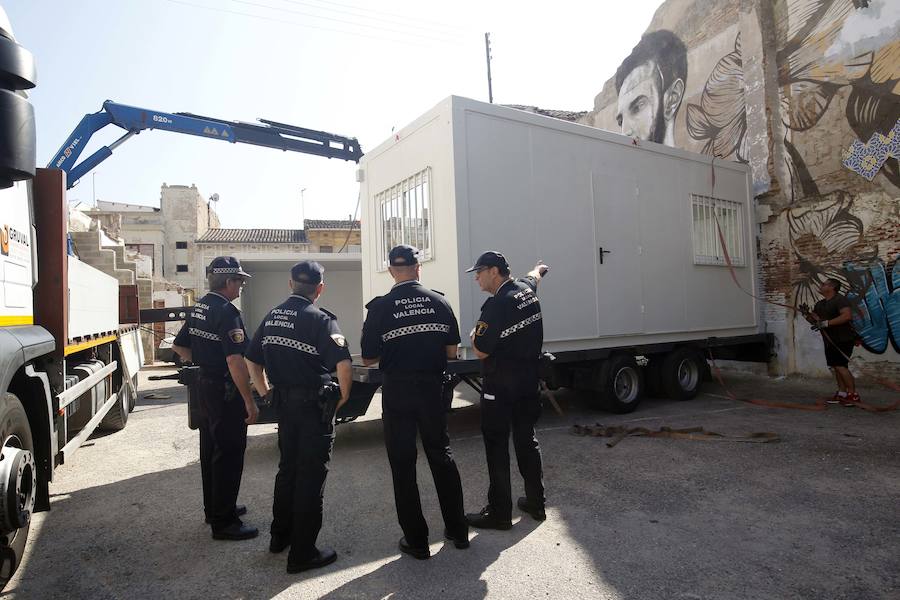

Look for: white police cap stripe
[190,327,221,341]
[211,267,241,274]
[262,335,319,355]
[382,323,451,342]
[499,312,542,339]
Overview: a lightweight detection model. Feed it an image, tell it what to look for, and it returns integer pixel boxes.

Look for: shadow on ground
[4,373,899,598]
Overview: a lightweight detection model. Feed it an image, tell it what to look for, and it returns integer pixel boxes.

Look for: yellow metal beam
[64,334,118,356]
[0,315,34,327]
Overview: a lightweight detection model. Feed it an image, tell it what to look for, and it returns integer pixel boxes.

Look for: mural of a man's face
[615,60,685,146]
[616,61,663,142]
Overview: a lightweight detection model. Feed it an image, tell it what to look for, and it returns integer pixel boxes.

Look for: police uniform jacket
[174,291,248,379]
[245,295,351,389]
[361,280,461,375]
[473,277,543,375]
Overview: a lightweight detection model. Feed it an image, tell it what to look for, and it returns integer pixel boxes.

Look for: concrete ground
[4,366,899,599]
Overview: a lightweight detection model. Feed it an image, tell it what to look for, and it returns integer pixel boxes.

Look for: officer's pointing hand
[536,263,550,277]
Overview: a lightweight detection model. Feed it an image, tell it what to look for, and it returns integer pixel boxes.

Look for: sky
[5,0,661,229]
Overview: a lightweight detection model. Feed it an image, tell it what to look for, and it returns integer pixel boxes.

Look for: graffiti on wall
[843,117,900,180]
[785,193,900,354]
[598,0,900,362]
[614,30,687,147]
[680,0,900,198]
[846,255,900,353]
[786,195,876,310]
[686,33,749,163]
[774,0,900,198]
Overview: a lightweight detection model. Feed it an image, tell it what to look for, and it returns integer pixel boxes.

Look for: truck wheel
[127,376,137,413]
[0,393,36,590]
[661,348,705,401]
[596,354,644,414]
[99,384,129,431]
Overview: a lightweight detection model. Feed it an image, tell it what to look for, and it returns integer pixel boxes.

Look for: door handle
[599,247,611,264]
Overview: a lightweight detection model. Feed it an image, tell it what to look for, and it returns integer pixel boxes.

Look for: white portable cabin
[359,96,759,360]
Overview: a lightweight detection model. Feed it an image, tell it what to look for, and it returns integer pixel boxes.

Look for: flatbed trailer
[342,333,772,419]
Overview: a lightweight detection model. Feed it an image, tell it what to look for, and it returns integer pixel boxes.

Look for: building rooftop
[95,200,159,212]
[196,229,308,244]
[304,219,360,230]
[504,105,589,123]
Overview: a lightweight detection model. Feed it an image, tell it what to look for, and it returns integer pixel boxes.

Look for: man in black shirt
[245,261,352,574]
[805,277,859,406]
[173,256,259,541]
[361,245,468,560]
[466,251,549,530]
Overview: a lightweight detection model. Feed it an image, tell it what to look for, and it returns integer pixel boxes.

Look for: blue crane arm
[48,100,363,189]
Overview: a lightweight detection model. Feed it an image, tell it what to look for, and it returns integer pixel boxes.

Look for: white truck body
[0,174,141,586]
[359,96,759,359]
[0,181,34,324]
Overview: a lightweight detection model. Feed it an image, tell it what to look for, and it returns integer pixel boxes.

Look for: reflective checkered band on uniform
[189,327,221,341]
[211,267,240,274]
[262,335,319,355]
[499,312,542,339]
[382,323,451,342]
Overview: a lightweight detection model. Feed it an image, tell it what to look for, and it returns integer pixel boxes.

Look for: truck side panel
[68,256,119,340]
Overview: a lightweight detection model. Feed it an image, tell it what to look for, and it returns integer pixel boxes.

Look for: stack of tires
[0,8,35,189]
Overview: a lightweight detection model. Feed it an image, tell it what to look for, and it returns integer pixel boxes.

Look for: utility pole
[92,172,97,207]
[301,187,307,228]
[484,32,494,104]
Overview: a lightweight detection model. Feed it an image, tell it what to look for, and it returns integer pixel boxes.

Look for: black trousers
[382,376,467,548]
[481,371,545,521]
[197,376,248,531]
[271,388,335,563]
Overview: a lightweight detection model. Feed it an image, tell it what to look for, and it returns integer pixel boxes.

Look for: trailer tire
[99,383,129,431]
[596,354,644,414]
[661,348,705,401]
[0,393,35,591]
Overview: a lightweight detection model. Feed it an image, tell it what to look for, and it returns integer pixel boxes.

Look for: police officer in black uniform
[361,245,469,559]
[245,261,352,574]
[172,256,260,541]
[465,251,549,530]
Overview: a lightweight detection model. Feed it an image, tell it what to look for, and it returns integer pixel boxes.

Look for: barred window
[375,167,433,271]
[691,194,745,266]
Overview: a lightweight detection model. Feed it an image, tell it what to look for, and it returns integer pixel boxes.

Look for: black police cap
[389,244,419,266]
[206,256,251,277]
[291,260,324,284]
[465,251,509,272]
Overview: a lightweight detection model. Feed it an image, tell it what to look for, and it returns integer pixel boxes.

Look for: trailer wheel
[99,384,129,431]
[597,355,644,414]
[661,348,705,401]
[0,393,36,591]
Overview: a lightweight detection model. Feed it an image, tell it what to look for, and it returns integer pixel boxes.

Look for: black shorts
[824,339,855,368]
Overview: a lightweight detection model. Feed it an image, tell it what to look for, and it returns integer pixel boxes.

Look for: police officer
[361,245,468,560]
[465,251,549,530]
[172,256,260,541]
[244,261,352,574]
